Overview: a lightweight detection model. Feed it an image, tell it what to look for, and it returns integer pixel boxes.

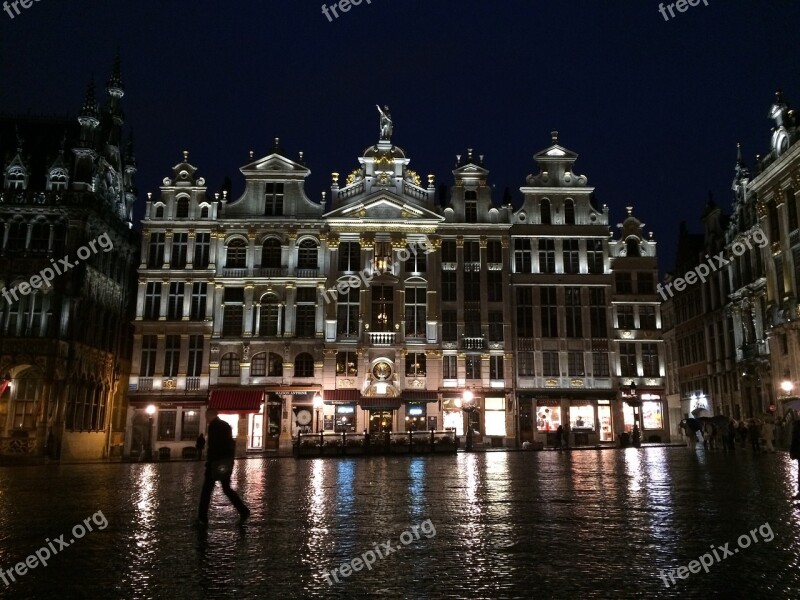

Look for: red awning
[360,397,402,410]
[324,389,360,403]
[403,391,438,403]
[208,389,264,412]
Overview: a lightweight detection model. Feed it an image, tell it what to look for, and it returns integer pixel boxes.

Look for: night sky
[2,0,799,270]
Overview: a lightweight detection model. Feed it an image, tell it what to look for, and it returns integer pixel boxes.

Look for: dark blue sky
[2,0,799,269]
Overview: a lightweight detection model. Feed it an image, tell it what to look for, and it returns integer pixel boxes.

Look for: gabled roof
[324,193,444,223]
[240,153,310,177]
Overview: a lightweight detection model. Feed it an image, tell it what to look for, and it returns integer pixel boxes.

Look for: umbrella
[781,397,800,412]
[692,407,710,418]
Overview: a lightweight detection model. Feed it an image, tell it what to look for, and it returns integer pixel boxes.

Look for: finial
[468,148,473,159]
[649,231,654,239]
[215,192,220,200]
[332,172,339,185]
[183,150,189,162]
[428,174,435,186]
[222,190,228,201]
[551,130,559,143]
[626,206,633,216]
[479,155,484,164]
[249,150,254,159]
[273,137,281,152]
[299,151,304,162]
[147,192,152,201]
[321,191,326,203]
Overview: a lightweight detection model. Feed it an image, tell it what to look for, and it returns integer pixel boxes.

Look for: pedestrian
[762,420,776,453]
[195,433,206,460]
[790,418,800,499]
[563,422,571,450]
[748,419,761,454]
[555,424,564,450]
[738,421,748,448]
[726,419,736,454]
[197,410,250,525]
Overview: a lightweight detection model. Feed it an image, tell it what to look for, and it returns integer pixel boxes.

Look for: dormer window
[200,205,210,219]
[564,199,575,225]
[154,204,165,219]
[47,169,68,192]
[540,199,551,225]
[265,182,284,216]
[464,190,477,223]
[5,167,27,191]
[176,197,190,219]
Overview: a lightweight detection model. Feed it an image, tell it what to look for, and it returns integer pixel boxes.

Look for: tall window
[261,238,282,269]
[487,240,502,264]
[171,233,188,268]
[259,294,281,336]
[181,410,200,441]
[464,190,478,223]
[542,351,559,377]
[518,352,535,376]
[619,343,637,377]
[593,352,610,377]
[295,287,317,337]
[12,370,40,429]
[640,306,657,330]
[336,351,358,376]
[222,288,244,337]
[29,222,49,254]
[590,288,607,337]
[442,271,457,301]
[488,311,504,342]
[587,239,604,274]
[540,199,551,224]
[516,287,534,337]
[563,239,580,274]
[338,241,361,272]
[337,287,359,338]
[268,353,283,376]
[140,335,157,376]
[220,353,240,377]
[297,239,318,270]
[194,233,210,268]
[176,197,190,218]
[442,309,457,341]
[642,343,660,377]
[442,240,457,263]
[489,355,504,380]
[615,273,633,294]
[443,355,457,379]
[148,232,165,268]
[564,199,575,225]
[465,354,481,379]
[226,239,247,268]
[538,239,555,274]
[565,287,582,338]
[405,287,427,339]
[637,273,654,295]
[406,353,426,376]
[568,352,584,377]
[788,188,798,232]
[487,272,503,302]
[295,353,314,377]
[371,285,393,332]
[464,241,480,264]
[463,272,480,301]
[190,283,207,320]
[251,353,267,377]
[617,305,635,329]
[540,286,558,337]
[144,282,161,320]
[405,245,426,273]
[264,182,285,216]
[163,335,181,377]
[187,334,203,377]
[464,308,481,337]
[167,282,184,320]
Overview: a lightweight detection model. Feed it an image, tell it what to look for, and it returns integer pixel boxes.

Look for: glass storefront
[405,403,427,431]
[484,397,506,437]
[598,401,613,442]
[569,404,594,432]
[442,397,463,436]
[623,403,635,433]
[642,401,663,430]
[369,410,393,433]
[536,401,561,432]
[248,411,263,449]
[335,404,356,433]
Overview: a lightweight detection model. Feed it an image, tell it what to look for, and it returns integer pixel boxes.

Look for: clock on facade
[372,361,392,380]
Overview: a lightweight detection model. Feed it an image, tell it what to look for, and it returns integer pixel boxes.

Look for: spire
[733,142,749,183]
[78,79,99,123]
[125,131,137,169]
[106,51,124,97]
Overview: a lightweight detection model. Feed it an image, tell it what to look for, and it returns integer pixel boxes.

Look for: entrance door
[265,400,281,450]
[369,410,393,434]
[598,405,613,442]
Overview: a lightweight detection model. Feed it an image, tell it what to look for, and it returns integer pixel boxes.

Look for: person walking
[195,433,206,460]
[197,410,250,525]
[762,420,776,453]
[790,418,800,500]
[748,419,761,454]
[555,425,564,451]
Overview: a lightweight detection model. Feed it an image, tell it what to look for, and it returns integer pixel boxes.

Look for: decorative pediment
[324,195,444,223]
[239,153,309,177]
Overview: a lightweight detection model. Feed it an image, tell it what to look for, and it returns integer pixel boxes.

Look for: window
[642,343,660,377]
[148,232,165,268]
[171,233,188,268]
[640,305,657,330]
[587,239,604,274]
[225,239,247,268]
[295,287,317,337]
[297,239,318,270]
[181,410,200,440]
[540,287,558,337]
[338,241,361,272]
[615,273,633,294]
[563,240,580,274]
[29,222,49,254]
[140,335,157,376]
[788,188,798,232]
[405,287,427,339]
[337,287,359,338]
[487,240,502,264]
[538,239,555,273]
[637,273,654,295]
[176,197,189,219]
[565,287,582,338]
[514,239,532,273]
[406,353,427,376]
[194,233,210,268]
[442,309,457,341]
[259,294,282,336]
[488,311,504,342]
[164,335,181,377]
[464,241,480,264]
[540,199,551,224]
[442,240,457,263]
[443,355,457,379]
[542,351,560,377]
[144,282,162,320]
[487,272,503,302]
[268,353,283,376]
[264,182,284,216]
[261,239,282,269]
[564,199,575,225]
[371,284,393,332]
[516,287,534,337]
[617,305,635,329]
[484,396,506,437]
[465,190,478,222]
[154,205,164,218]
[190,283,207,321]
[405,245,426,273]
[465,354,481,379]
[625,239,641,257]
[167,283,184,320]
[518,352,535,376]
[336,351,358,376]
[463,272,480,301]
[157,410,176,441]
[489,355,504,380]
[200,205,210,219]
[295,353,314,377]
[590,288,607,337]
[187,335,203,377]
[220,353,240,377]
[442,271,457,302]
[619,343,637,377]
[11,370,40,429]
[249,353,267,377]
[592,352,610,377]
[464,308,481,337]
[568,352,585,377]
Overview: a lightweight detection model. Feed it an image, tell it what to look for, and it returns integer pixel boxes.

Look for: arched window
[225,239,247,268]
[220,353,240,377]
[5,167,26,190]
[540,199,551,225]
[297,239,318,270]
[11,369,41,430]
[200,205,210,219]
[564,199,575,225]
[261,238,282,269]
[625,238,641,257]
[154,205,164,219]
[295,353,314,377]
[48,169,68,191]
[259,294,281,336]
[29,222,50,254]
[6,221,27,253]
[176,197,190,219]
[268,352,283,376]
[251,353,267,377]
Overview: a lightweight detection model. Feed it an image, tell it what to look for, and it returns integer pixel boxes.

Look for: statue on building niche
[377,105,392,140]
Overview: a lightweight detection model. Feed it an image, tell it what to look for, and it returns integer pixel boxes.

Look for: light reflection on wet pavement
[1,447,799,599]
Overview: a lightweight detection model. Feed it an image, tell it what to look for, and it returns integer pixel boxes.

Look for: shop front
[622,392,668,443]
[322,389,361,433]
[402,390,439,432]
[208,388,264,456]
[361,397,402,434]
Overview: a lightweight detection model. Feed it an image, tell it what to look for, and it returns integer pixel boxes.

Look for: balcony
[138,377,153,391]
[462,336,486,351]
[296,268,320,278]
[368,331,396,345]
[222,268,247,278]
[186,377,201,391]
[256,267,288,277]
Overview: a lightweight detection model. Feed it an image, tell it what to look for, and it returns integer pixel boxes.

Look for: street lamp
[462,390,476,452]
[145,404,156,461]
[313,393,324,434]
[781,380,794,395]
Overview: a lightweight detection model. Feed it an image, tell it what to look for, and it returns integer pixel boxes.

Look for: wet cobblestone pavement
[1,447,800,599]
